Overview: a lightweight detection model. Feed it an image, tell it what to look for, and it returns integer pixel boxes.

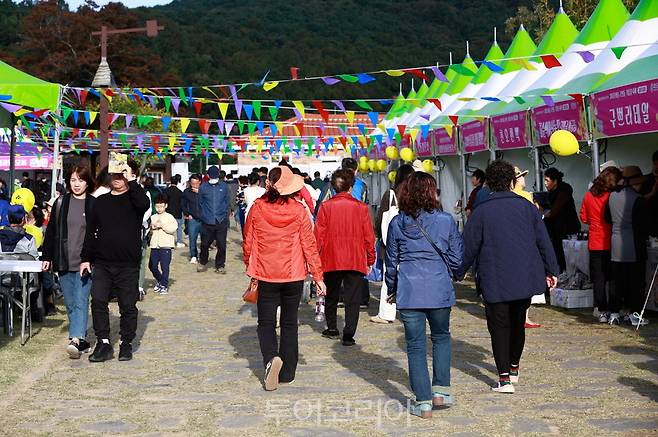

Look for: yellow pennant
[377,123,386,132]
[103,90,113,102]
[89,111,98,124]
[257,137,265,152]
[15,108,29,116]
[218,103,229,119]
[409,128,419,144]
[444,125,454,138]
[346,111,355,125]
[385,70,405,76]
[249,136,257,151]
[168,133,177,148]
[275,121,284,134]
[513,59,536,71]
[292,101,305,118]
[180,118,190,133]
[263,81,279,91]
[293,124,301,136]
[457,97,476,102]
[215,151,223,160]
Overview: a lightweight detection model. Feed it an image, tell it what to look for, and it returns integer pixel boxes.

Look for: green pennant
[120,134,127,148]
[163,96,171,112]
[611,46,627,59]
[338,74,359,83]
[513,96,526,104]
[137,115,154,127]
[452,64,477,76]
[199,136,210,148]
[284,145,290,154]
[226,141,233,152]
[62,107,72,121]
[307,139,313,156]
[294,138,302,150]
[247,122,256,134]
[252,100,262,119]
[354,100,373,111]
[237,121,245,134]
[268,105,278,121]
[178,88,188,106]
[394,132,401,143]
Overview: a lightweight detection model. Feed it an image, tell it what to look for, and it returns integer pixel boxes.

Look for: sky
[64,0,172,9]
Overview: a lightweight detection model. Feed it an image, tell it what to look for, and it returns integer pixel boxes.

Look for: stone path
[1,228,657,436]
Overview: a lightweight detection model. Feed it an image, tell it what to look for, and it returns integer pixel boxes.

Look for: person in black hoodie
[542,167,580,272]
[81,159,150,362]
[164,176,184,248]
[42,165,96,359]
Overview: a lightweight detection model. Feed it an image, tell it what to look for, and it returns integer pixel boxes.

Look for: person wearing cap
[315,169,376,346]
[197,165,230,274]
[456,160,559,394]
[243,166,325,391]
[42,165,97,358]
[606,165,651,326]
[0,204,39,258]
[81,160,150,362]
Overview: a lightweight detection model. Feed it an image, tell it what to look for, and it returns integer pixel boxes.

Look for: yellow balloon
[549,130,579,156]
[359,155,369,164]
[385,146,399,160]
[24,224,43,248]
[358,159,369,172]
[400,147,415,162]
[388,171,397,183]
[422,159,434,173]
[376,159,387,172]
[368,159,377,172]
[11,188,35,213]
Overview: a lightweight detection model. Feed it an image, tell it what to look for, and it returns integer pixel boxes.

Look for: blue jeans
[399,308,451,402]
[149,248,172,287]
[58,271,92,339]
[187,218,202,258]
[176,218,184,244]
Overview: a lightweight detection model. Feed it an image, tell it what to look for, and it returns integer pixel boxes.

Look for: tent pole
[459,127,467,214]
[533,146,542,191]
[9,114,16,198]
[51,86,64,200]
[585,95,599,178]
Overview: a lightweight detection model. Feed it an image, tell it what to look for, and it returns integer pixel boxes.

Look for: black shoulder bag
[412,217,455,280]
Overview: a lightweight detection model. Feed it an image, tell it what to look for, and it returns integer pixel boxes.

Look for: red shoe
[524,322,541,328]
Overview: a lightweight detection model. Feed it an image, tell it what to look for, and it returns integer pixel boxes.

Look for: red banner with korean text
[433,127,457,155]
[461,119,489,153]
[531,100,587,145]
[491,110,529,149]
[591,79,658,138]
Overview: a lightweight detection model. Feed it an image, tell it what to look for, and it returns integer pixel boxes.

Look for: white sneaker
[491,382,515,394]
[629,312,649,326]
[608,313,621,325]
[598,312,609,323]
[176,243,186,248]
[189,257,198,264]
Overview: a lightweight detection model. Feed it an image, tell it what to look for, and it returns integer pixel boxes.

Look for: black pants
[257,280,303,383]
[549,232,566,273]
[484,298,530,376]
[611,261,646,313]
[91,264,140,343]
[199,219,228,268]
[325,270,362,340]
[590,250,611,312]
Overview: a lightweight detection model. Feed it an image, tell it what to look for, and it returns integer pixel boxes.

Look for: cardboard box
[550,288,593,309]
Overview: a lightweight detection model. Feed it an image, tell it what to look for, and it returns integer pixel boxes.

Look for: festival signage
[591,78,658,138]
[433,127,457,155]
[531,100,587,145]
[461,119,488,153]
[491,110,529,150]
[0,155,53,170]
[415,135,433,157]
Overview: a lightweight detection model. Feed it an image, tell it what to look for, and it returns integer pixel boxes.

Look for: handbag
[242,277,259,303]
[412,217,455,280]
[381,190,399,245]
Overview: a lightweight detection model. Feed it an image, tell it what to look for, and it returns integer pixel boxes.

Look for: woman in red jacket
[580,166,622,323]
[243,166,325,391]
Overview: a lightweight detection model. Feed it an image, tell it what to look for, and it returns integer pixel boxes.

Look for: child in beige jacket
[149,195,178,294]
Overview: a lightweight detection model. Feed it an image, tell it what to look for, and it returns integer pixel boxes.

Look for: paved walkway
[1,228,657,436]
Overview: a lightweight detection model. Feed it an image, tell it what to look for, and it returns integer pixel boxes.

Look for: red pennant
[72,128,80,137]
[107,113,116,126]
[311,100,329,123]
[290,67,300,80]
[79,90,88,106]
[568,93,584,109]
[193,101,203,117]
[403,68,429,82]
[316,127,323,136]
[198,119,211,134]
[397,124,406,137]
[338,136,347,147]
[540,55,562,69]
[30,109,48,117]
[449,115,459,126]
[105,89,115,98]
[87,131,96,139]
[151,135,160,153]
[294,122,305,136]
[427,98,442,111]
[235,137,247,151]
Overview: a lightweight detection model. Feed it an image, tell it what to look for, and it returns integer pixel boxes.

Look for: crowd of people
[1,148,656,419]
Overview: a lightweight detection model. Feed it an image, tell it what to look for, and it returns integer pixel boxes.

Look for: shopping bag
[242,278,259,304]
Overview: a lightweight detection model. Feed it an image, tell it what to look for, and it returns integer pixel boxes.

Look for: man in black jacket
[81,159,150,362]
[164,176,185,248]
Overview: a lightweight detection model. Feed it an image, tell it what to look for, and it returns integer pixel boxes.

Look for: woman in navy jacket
[456,160,559,394]
[385,172,463,419]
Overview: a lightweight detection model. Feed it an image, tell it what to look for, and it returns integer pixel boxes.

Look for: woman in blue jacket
[385,172,464,419]
[456,160,559,394]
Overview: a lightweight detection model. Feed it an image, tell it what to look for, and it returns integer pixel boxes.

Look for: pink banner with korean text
[461,119,489,153]
[531,100,587,145]
[433,127,457,156]
[0,155,53,171]
[491,110,530,150]
[415,134,434,157]
[591,79,658,139]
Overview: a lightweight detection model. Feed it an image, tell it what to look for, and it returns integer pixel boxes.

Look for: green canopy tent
[0,60,62,197]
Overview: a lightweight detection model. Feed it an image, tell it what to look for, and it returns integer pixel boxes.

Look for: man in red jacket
[315,169,375,346]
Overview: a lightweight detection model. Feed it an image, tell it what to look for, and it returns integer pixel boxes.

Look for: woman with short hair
[42,165,96,359]
[543,167,580,272]
[457,160,559,394]
[385,172,463,418]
